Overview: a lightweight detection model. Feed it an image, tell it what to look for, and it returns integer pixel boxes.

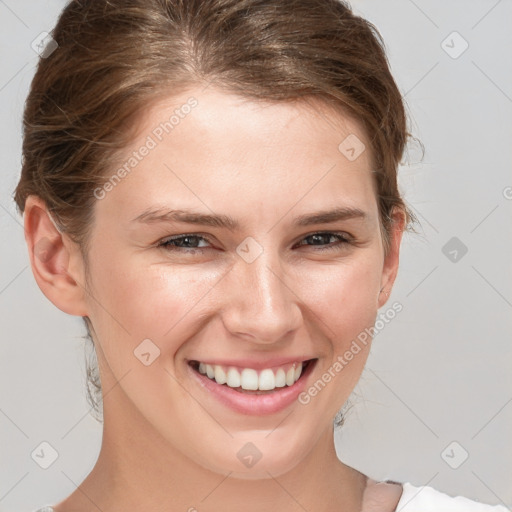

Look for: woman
[14,0,508,510]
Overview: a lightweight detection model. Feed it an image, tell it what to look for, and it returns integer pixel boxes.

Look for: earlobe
[24,195,89,316]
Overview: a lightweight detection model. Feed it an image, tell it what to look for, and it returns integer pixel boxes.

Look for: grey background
[1,0,511,510]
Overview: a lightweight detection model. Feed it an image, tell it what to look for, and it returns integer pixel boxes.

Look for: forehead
[151,88,367,150]
[96,86,378,227]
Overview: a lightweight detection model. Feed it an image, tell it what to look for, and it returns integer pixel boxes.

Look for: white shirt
[395,482,510,511]
[34,482,511,511]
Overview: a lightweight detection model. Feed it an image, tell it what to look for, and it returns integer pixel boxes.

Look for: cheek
[86,238,382,376]
[85,250,223,352]
[297,254,382,340]
[88,244,382,346]
[292,259,381,414]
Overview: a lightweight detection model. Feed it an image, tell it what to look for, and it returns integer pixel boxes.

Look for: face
[79,86,401,478]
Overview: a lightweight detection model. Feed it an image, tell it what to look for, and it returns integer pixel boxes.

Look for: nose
[220,252,302,345]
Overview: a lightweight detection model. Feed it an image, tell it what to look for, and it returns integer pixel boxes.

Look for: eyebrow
[131,206,368,231]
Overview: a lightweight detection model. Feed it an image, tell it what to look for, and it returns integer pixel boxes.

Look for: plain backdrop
[1,1,511,510]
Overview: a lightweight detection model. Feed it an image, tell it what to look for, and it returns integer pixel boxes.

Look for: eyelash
[157,232,354,253]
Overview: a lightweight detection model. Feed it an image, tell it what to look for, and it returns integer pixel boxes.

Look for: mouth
[189,359,315,393]
[187,358,317,415]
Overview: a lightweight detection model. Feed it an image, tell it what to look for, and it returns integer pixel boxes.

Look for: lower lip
[188,361,316,415]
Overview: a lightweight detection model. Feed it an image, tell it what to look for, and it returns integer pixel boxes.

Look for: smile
[192,361,308,392]
[188,359,316,414]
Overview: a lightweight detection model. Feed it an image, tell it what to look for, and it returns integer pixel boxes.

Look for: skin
[24,86,405,511]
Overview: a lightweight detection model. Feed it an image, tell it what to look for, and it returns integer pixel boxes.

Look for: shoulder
[396,482,511,512]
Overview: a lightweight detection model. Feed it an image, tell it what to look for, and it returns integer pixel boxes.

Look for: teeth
[285,366,295,386]
[197,361,306,391]
[294,363,302,381]
[214,366,227,385]
[206,364,215,379]
[258,369,275,391]
[241,368,259,390]
[226,367,241,388]
[275,368,286,387]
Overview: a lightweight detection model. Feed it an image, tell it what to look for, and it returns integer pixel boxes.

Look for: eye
[157,231,354,254]
[157,234,213,252]
[294,231,353,251]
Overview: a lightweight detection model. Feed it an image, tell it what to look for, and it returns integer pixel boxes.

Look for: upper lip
[188,357,316,370]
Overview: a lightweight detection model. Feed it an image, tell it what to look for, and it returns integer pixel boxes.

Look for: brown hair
[14,0,419,423]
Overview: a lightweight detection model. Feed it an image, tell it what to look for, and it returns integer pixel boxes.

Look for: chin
[190,429,316,480]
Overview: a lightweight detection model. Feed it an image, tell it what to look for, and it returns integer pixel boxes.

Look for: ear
[377,208,406,309]
[23,195,89,316]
